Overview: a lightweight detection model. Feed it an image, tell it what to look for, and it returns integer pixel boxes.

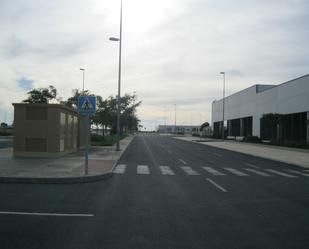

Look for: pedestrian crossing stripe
[202,167,225,176]
[180,166,200,175]
[114,164,126,174]
[113,164,304,178]
[244,168,272,177]
[266,169,298,178]
[159,166,175,175]
[137,165,150,175]
[223,168,249,176]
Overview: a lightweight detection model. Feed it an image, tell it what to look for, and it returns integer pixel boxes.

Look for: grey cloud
[2,35,88,58]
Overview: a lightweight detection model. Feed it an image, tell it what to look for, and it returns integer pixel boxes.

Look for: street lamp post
[79,67,89,174]
[80,68,85,92]
[174,104,177,134]
[109,0,123,151]
[220,72,225,140]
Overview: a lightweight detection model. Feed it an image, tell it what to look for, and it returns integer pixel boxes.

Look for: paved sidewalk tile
[0,135,134,180]
[173,136,309,169]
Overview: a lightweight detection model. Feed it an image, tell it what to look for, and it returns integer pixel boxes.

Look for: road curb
[0,136,135,184]
[0,172,113,184]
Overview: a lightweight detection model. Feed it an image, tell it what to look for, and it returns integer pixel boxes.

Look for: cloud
[0,0,308,128]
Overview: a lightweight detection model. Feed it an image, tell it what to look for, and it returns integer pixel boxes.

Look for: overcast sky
[0,0,308,130]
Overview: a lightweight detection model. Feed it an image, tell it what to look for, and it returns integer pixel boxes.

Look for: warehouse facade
[157,125,200,135]
[212,74,309,144]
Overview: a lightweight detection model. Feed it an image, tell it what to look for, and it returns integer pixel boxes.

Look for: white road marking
[223,168,249,176]
[181,166,200,175]
[266,169,298,178]
[167,150,173,154]
[206,178,227,192]
[244,168,272,177]
[202,167,225,176]
[213,153,222,157]
[159,166,175,175]
[179,158,187,165]
[244,162,260,169]
[137,165,150,175]
[113,164,127,174]
[285,169,309,177]
[0,211,94,217]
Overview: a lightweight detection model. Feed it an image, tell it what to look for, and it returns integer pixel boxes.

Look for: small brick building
[12,103,87,157]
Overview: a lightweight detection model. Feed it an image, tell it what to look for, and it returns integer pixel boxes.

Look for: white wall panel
[212,75,309,137]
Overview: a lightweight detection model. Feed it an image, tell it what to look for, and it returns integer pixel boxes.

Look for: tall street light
[220,72,225,140]
[80,68,85,92]
[109,0,123,151]
[79,67,88,174]
[174,104,177,134]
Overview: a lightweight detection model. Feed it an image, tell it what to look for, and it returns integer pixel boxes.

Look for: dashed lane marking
[180,166,200,175]
[206,178,227,192]
[137,165,150,175]
[223,168,249,176]
[113,164,127,174]
[179,158,187,165]
[244,168,272,177]
[202,167,225,176]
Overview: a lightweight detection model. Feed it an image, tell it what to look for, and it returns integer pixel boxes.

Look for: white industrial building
[157,125,200,135]
[212,74,309,144]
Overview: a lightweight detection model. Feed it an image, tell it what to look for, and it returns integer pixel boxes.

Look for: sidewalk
[0,135,134,183]
[173,136,309,168]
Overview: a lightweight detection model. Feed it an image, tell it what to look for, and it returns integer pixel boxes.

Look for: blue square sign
[78,96,96,115]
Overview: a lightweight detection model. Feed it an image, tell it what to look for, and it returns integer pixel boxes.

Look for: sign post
[77,96,96,175]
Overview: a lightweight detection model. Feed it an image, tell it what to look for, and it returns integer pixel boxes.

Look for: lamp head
[109,37,120,41]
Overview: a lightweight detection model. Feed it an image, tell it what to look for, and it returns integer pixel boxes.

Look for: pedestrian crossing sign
[78,96,96,115]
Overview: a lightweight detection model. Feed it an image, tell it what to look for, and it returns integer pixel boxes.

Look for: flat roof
[213,74,309,103]
[12,103,78,113]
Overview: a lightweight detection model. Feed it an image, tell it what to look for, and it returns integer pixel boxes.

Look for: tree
[93,93,141,136]
[62,89,92,108]
[200,122,209,131]
[23,85,57,104]
[0,122,8,128]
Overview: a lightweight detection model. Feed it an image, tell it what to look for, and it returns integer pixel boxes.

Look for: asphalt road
[0,134,309,249]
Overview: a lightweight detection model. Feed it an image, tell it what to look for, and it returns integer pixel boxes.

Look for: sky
[0,0,308,130]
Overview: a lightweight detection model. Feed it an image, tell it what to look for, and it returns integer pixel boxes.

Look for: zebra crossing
[113,164,308,179]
